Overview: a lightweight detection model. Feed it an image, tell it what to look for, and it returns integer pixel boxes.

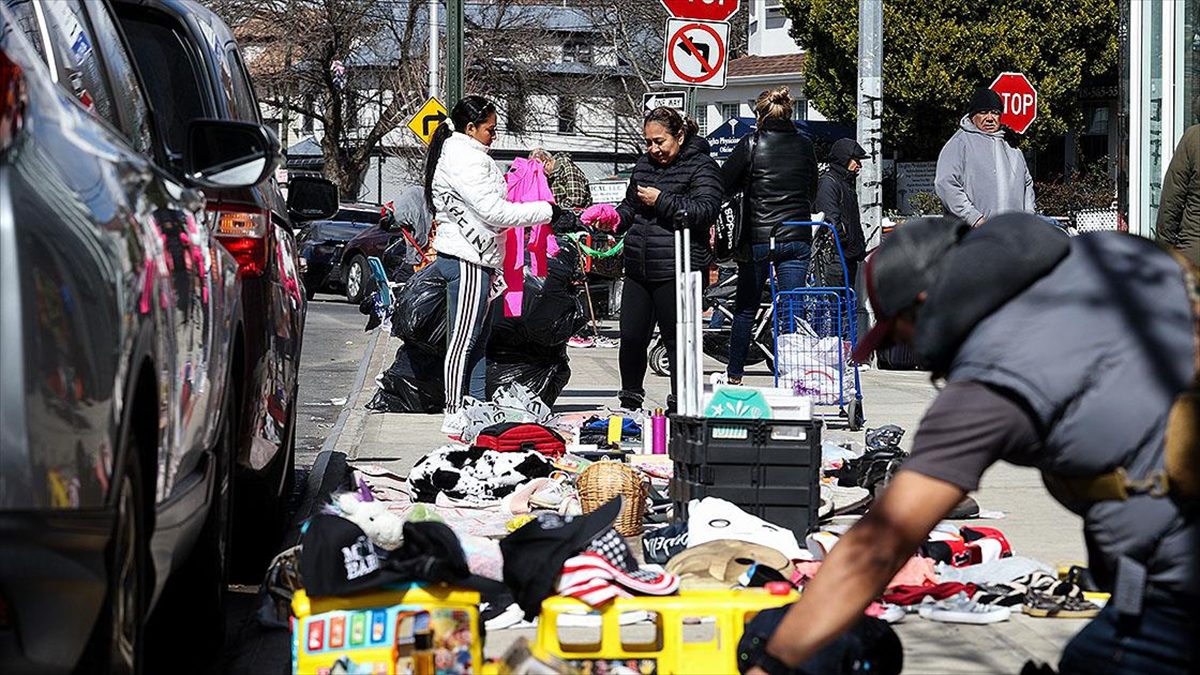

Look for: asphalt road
[213,294,371,674]
[295,295,373,462]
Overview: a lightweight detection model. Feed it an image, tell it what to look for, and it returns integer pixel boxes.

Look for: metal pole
[856,0,883,250]
[447,0,464,105]
[429,0,439,99]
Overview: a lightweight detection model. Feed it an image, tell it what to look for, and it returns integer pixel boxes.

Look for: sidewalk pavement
[325,322,1090,672]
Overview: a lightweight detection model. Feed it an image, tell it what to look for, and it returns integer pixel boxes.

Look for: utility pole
[428,0,439,99]
[447,0,464,105]
[856,0,883,250]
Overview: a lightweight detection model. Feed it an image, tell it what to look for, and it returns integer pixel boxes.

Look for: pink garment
[790,556,940,590]
[581,203,620,231]
[502,157,555,317]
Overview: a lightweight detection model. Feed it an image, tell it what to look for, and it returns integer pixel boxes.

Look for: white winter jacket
[430,133,553,269]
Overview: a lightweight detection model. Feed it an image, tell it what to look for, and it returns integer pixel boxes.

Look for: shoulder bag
[713,133,758,263]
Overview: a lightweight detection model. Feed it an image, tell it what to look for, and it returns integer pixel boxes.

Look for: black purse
[713,133,758,263]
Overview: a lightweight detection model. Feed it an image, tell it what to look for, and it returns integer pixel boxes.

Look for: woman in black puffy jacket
[721,87,818,384]
[607,107,722,411]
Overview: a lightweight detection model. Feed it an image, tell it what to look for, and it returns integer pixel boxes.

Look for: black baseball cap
[500,497,622,619]
[300,514,406,597]
[852,217,969,363]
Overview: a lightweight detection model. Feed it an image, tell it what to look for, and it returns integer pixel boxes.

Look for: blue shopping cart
[770,221,864,430]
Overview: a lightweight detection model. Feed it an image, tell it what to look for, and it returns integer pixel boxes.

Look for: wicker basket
[577,460,647,537]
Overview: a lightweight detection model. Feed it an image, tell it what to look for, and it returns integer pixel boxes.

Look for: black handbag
[713,133,758,263]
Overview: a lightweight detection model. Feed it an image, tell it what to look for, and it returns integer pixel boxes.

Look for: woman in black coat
[593,107,722,410]
[721,87,818,384]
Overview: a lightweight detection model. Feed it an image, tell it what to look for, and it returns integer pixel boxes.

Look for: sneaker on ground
[568,336,595,348]
[918,592,1012,625]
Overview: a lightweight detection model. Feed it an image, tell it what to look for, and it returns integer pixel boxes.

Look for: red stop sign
[661,0,740,22]
[989,72,1039,135]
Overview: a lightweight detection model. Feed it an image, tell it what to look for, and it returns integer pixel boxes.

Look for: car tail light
[212,207,270,278]
[0,49,27,151]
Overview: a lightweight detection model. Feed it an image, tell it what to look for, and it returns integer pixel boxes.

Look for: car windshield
[118,11,207,161]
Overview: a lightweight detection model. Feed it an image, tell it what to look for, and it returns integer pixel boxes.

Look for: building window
[721,102,739,122]
[558,96,577,134]
[697,113,709,137]
[507,95,528,133]
[766,7,788,30]
[792,102,807,122]
[562,40,593,65]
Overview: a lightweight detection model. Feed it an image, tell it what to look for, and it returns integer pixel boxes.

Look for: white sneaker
[441,411,467,437]
[875,603,906,624]
[918,592,1011,625]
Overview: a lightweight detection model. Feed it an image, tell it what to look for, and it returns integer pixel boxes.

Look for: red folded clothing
[882,582,977,606]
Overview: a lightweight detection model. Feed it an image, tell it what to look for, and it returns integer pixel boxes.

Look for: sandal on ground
[1022,593,1100,619]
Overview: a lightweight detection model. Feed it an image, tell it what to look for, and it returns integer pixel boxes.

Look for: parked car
[340,206,432,302]
[298,202,382,300]
[113,0,329,580]
[0,0,332,671]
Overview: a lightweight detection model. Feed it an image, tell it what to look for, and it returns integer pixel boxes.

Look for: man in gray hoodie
[934,88,1035,226]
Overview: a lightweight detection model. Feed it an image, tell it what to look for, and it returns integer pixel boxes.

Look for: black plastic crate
[669,416,822,538]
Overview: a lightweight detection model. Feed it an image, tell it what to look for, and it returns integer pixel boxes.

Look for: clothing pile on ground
[367,235,585,413]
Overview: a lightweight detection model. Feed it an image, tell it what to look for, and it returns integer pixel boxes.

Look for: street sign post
[643,90,688,116]
[406,97,448,146]
[660,0,739,21]
[989,72,1038,135]
[661,18,729,89]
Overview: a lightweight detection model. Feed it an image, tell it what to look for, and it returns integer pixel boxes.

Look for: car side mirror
[185,120,279,189]
[287,175,339,222]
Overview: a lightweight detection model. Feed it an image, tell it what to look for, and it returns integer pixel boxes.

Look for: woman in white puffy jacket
[423,96,559,432]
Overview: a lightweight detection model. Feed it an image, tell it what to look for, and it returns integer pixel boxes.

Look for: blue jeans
[1059,602,1199,674]
[727,241,810,378]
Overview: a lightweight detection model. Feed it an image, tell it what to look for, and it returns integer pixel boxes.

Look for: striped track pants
[441,256,494,413]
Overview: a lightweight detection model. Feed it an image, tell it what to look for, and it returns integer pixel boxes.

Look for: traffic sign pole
[447,0,464,106]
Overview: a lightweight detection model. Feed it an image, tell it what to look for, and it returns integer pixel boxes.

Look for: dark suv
[0,0,331,671]
[113,0,322,578]
[298,202,382,301]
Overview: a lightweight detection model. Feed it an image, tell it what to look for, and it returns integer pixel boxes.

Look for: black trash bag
[865,424,905,450]
[391,264,447,354]
[487,346,571,405]
[490,238,585,350]
[366,345,445,413]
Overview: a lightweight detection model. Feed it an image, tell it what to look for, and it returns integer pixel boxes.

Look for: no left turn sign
[662,18,729,89]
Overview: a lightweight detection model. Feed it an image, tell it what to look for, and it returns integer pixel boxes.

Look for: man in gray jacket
[935,88,1035,225]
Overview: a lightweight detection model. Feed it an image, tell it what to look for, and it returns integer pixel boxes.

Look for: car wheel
[80,436,146,675]
[146,373,234,669]
[649,339,670,377]
[229,397,296,583]
[345,255,368,304]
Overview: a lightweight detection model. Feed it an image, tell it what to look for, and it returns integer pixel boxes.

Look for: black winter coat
[721,117,818,245]
[813,140,867,263]
[617,134,722,282]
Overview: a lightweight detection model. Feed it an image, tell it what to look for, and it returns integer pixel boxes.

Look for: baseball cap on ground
[852,217,970,363]
[299,514,472,597]
[500,496,623,619]
[666,540,796,589]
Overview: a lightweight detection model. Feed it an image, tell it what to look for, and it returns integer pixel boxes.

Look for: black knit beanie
[967,88,1003,115]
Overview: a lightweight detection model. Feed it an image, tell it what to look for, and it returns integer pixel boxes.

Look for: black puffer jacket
[618,135,722,282]
[721,117,818,245]
[814,138,867,263]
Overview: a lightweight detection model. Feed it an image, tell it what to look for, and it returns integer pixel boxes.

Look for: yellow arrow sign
[407,97,448,146]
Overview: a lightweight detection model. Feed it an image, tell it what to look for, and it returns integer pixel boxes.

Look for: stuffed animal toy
[327,479,405,550]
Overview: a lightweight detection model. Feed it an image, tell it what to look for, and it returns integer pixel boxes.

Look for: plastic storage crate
[669,416,822,539]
